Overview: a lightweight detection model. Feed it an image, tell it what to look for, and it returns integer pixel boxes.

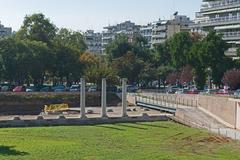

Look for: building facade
[151,15,193,47]
[194,0,240,56]
[102,21,140,53]
[140,24,153,47]
[0,22,12,37]
[83,30,102,54]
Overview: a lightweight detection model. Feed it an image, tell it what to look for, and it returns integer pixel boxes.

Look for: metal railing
[222,31,240,40]
[201,0,240,11]
[136,93,198,109]
[201,16,240,25]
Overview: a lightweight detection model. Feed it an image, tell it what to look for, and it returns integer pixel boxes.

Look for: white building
[102,21,140,53]
[140,24,153,47]
[83,30,102,54]
[193,0,240,56]
[0,22,12,37]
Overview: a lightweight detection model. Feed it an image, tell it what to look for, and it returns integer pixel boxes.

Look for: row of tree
[0,13,239,89]
[104,30,239,89]
[0,13,89,86]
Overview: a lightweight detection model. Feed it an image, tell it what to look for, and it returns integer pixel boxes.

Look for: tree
[167,32,194,68]
[105,34,132,61]
[189,31,233,88]
[54,28,87,53]
[151,43,171,66]
[166,71,180,85]
[85,64,118,87]
[179,65,193,85]
[112,51,144,84]
[131,34,151,60]
[80,52,99,68]
[16,13,57,45]
[222,69,240,90]
[23,40,53,85]
[53,46,82,85]
[0,38,27,84]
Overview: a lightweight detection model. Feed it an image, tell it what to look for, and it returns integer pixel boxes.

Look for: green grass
[0,121,239,160]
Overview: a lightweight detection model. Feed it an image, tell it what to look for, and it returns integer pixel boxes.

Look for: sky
[0,0,202,32]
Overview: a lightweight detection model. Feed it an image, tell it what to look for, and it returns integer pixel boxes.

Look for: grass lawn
[0,121,239,160]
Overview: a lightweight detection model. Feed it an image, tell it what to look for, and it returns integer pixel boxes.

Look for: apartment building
[140,24,153,47]
[102,21,140,52]
[194,0,240,56]
[83,30,102,54]
[0,22,12,37]
[151,15,193,47]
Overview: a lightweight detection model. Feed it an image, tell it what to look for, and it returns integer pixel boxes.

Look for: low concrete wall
[0,115,168,128]
[139,92,238,129]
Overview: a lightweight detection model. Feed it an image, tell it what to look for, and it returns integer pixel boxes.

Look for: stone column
[80,78,86,119]
[122,78,128,117]
[101,78,107,118]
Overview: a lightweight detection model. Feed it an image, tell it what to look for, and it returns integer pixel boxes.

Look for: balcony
[153,25,167,31]
[201,0,240,12]
[199,15,240,27]
[222,31,240,41]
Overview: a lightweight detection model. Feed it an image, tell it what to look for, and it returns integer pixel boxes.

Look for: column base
[80,115,87,119]
[101,115,108,119]
[122,114,128,118]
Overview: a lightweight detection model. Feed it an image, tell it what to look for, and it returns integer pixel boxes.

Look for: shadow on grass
[135,123,169,129]
[116,124,147,130]
[96,125,126,131]
[0,146,29,156]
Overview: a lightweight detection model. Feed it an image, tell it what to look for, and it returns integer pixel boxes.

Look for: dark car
[127,85,138,93]
[26,86,39,92]
[1,84,15,92]
[107,86,118,93]
[52,85,66,92]
[40,86,53,92]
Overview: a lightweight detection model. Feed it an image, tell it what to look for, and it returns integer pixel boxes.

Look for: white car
[88,86,97,92]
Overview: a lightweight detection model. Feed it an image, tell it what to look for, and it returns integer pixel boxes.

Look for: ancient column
[122,78,128,117]
[80,78,86,119]
[101,78,107,118]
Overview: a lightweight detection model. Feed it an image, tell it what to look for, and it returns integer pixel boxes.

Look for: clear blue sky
[0,0,202,32]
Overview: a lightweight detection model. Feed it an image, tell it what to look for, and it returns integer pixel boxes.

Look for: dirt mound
[198,136,232,143]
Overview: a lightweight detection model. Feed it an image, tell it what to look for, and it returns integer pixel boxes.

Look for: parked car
[13,86,26,92]
[186,89,199,94]
[40,86,53,92]
[69,85,80,92]
[52,85,66,92]
[216,89,229,95]
[107,86,118,93]
[26,86,39,92]
[127,85,138,93]
[234,89,240,97]
[88,86,97,92]
[166,86,179,94]
[200,89,217,95]
[1,84,15,92]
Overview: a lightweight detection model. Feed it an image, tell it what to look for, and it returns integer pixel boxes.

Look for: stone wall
[0,93,121,115]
